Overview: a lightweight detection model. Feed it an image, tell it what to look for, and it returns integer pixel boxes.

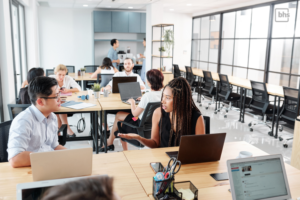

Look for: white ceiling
[38,0,277,14]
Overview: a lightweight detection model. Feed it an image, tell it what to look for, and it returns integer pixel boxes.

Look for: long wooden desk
[124,141,300,199]
[68,73,97,90]
[0,152,149,200]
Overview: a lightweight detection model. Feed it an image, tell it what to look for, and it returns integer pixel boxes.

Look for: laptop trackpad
[166,151,178,158]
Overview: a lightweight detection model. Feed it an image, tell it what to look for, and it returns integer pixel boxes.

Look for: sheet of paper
[60,92,72,96]
[66,103,96,110]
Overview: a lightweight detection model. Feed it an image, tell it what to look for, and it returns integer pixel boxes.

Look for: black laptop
[118,82,142,105]
[166,133,226,164]
[112,76,137,93]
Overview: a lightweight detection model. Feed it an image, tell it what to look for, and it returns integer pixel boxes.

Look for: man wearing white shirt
[102,58,145,91]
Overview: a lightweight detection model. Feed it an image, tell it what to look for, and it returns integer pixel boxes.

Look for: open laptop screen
[230,158,288,200]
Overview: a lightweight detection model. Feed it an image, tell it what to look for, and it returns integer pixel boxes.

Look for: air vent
[38,1,50,7]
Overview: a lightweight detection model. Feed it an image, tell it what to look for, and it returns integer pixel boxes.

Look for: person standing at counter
[107,39,120,69]
[139,38,146,83]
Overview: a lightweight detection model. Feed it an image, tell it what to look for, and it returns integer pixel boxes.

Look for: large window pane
[291,39,300,74]
[269,39,293,73]
[192,40,200,60]
[210,14,220,39]
[249,39,267,70]
[268,72,289,86]
[221,40,234,65]
[199,62,207,70]
[209,40,219,63]
[251,6,270,38]
[222,12,236,38]
[234,40,249,67]
[209,63,218,72]
[19,5,27,82]
[272,2,297,38]
[290,75,300,88]
[193,18,200,39]
[296,2,300,37]
[235,9,252,38]
[220,65,232,76]
[201,17,210,39]
[191,61,199,69]
[248,69,264,82]
[200,40,209,61]
[233,67,247,78]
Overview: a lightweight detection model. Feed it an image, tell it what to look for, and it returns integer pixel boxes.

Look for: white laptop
[227,154,292,200]
[16,175,105,200]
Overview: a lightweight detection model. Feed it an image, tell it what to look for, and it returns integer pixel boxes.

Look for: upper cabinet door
[94,11,112,32]
[112,12,129,33]
[128,12,141,33]
[140,13,146,33]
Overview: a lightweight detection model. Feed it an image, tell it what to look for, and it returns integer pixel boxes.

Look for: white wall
[38,8,94,71]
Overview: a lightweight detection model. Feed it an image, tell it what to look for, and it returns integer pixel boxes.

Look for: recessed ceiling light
[83,5,88,7]
[128,7,133,9]
[170,9,174,11]
[187,4,192,6]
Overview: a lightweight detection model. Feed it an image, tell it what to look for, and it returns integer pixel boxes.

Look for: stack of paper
[61,101,96,110]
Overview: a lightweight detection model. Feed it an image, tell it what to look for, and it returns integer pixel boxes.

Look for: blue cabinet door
[112,12,129,33]
[94,11,111,32]
[140,13,146,33]
[128,12,141,33]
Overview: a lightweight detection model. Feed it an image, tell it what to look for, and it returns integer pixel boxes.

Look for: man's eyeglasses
[40,93,61,100]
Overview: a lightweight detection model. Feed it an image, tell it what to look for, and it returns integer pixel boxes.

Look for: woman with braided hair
[118,77,205,148]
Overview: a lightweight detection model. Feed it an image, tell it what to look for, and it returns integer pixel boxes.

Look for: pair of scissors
[163,157,181,179]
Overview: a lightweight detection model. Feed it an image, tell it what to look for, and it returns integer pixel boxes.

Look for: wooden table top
[56,91,102,113]
[0,152,148,200]
[179,67,284,97]
[68,73,97,81]
[123,141,300,198]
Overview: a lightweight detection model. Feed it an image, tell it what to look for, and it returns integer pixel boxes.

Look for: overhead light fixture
[83,4,88,7]
[128,6,133,9]
[187,4,192,6]
[210,16,215,21]
[170,9,174,11]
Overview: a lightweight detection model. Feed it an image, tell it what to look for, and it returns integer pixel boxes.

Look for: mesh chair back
[249,81,269,112]
[218,74,231,98]
[46,69,54,76]
[84,65,98,73]
[202,71,214,92]
[185,66,194,86]
[97,74,114,88]
[139,102,161,128]
[66,66,75,73]
[281,87,300,121]
[7,104,30,120]
[0,120,12,162]
[173,64,181,78]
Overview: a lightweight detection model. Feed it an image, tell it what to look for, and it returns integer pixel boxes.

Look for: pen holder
[174,181,198,200]
[77,95,89,100]
[152,176,182,200]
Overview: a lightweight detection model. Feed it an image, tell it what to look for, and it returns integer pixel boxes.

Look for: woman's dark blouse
[159,109,201,147]
[18,87,31,104]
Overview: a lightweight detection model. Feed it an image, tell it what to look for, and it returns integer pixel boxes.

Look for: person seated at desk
[118,77,205,148]
[49,64,81,138]
[102,57,145,91]
[18,67,45,104]
[7,77,67,168]
[91,57,118,78]
[41,176,120,200]
[99,69,164,152]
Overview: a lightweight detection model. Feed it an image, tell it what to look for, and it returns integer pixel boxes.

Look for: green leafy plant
[159,47,166,52]
[80,68,86,71]
[163,29,174,57]
[92,83,101,92]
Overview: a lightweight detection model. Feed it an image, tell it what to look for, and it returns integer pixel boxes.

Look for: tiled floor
[65,94,294,163]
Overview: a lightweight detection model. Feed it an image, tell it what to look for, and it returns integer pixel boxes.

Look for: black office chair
[97,74,114,88]
[173,64,181,78]
[46,69,54,76]
[199,71,217,109]
[84,65,98,89]
[0,120,12,162]
[278,87,300,147]
[116,102,161,147]
[185,66,199,94]
[248,81,278,133]
[66,66,75,73]
[215,74,240,118]
[7,104,68,146]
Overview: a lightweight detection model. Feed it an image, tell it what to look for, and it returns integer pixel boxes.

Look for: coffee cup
[237,151,253,159]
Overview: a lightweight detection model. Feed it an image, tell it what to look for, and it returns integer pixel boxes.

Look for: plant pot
[80,71,85,76]
[94,91,100,99]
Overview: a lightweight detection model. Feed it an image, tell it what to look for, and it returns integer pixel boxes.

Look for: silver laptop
[227,154,292,200]
[30,148,93,181]
[118,82,142,105]
[16,175,106,200]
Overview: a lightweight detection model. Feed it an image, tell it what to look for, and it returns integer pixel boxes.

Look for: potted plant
[92,83,101,99]
[80,68,86,76]
[159,47,166,56]
[163,29,174,57]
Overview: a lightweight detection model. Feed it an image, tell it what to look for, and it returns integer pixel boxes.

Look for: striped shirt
[7,105,59,160]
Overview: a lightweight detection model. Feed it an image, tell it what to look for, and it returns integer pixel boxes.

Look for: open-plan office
[1,0,300,199]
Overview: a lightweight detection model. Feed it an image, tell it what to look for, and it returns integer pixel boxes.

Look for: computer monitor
[112,76,137,93]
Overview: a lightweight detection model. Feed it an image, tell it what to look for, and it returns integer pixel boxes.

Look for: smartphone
[150,162,164,174]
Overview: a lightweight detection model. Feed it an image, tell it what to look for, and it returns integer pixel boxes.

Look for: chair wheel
[226,110,228,113]
[268,132,273,137]
[283,144,288,148]
[279,127,283,132]
[248,123,252,127]
[206,107,208,110]
[214,111,217,114]
[224,115,227,118]
[279,137,283,141]
[249,128,253,132]
[199,104,202,107]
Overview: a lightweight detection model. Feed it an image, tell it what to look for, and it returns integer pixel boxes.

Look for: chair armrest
[117,121,139,130]
[58,124,67,146]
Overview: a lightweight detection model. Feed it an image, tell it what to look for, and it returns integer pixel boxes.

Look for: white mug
[237,151,253,159]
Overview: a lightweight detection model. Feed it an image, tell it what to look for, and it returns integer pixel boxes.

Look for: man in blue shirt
[7,76,67,168]
[107,39,120,68]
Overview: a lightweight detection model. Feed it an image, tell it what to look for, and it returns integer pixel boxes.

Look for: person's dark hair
[41,176,114,200]
[146,69,164,91]
[161,77,200,147]
[27,68,44,83]
[110,39,117,46]
[124,57,133,63]
[28,77,58,105]
[144,38,146,41]
[101,57,114,70]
